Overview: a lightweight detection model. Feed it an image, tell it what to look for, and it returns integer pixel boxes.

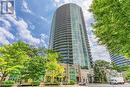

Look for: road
[86,83,130,87]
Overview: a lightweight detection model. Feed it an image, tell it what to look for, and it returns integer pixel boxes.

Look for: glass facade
[69,67,77,81]
[49,3,93,69]
[110,54,130,66]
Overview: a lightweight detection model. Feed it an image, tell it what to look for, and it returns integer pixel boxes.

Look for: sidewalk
[40,85,87,87]
[13,84,87,87]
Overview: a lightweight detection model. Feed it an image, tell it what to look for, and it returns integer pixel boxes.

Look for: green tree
[0,41,31,85]
[45,62,64,83]
[44,50,64,84]
[94,60,110,83]
[111,62,129,72]
[0,41,64,86]
[21,56,45,87]
[125,69,130,81]
[91,0,130,57]
[0,41,41,86]
[111,63,130,81]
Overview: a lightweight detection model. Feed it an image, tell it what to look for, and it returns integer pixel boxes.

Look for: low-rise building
[61,63,93,83]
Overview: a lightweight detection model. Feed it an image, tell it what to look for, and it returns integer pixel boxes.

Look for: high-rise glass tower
[49,3,93,69]
[110,54,130,66]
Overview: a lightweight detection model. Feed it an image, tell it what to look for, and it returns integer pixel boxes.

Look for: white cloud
[0,18,11,29]
[87,27,111,62]
[40,34,48,48]
[91,45,111,62]
[0,15,48,47]
[21,0,49,24]
[0,0,49,48]
[40,16,49,23]
[53,0,62,6]
[54,0,61,2]
[21,0,32,14]
[0,17,15,45]
[53,0,92,23]
[27,20,35,30]
[17,20,40,45]
[0,32,10,45]
[0,0,48,47]
[52,0,111,62]
[0,27,15,45]
[4,15,41,45]
[0,28,15,40]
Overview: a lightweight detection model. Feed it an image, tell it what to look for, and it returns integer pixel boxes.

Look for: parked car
[110,77,125,84]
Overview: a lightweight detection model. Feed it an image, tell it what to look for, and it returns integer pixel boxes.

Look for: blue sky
[0,0,111,62]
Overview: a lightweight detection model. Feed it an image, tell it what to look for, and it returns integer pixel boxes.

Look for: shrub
[33,81,40,86]
[1,80,15,87]
[53,80,60,85]
[45,81,60,85]
[21,81,41,86]
[68,80,75,85]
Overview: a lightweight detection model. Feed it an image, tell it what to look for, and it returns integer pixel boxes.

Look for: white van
[110,77,125,84]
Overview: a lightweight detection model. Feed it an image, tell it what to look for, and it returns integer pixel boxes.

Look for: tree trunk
[51,76,53,83]
[51,76,55,84]
[0,80,2,87]
[32,81,34,87]
[0,76,4,86]
[0,73,7,86]
[44,74,46,82]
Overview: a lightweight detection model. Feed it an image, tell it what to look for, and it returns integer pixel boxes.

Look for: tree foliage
[0,41,31,83]
[126,68,130,81]
[0,41,64,86]
[91,0,130,57]
[94,60,110,83]
[21,56,45,87]
[44,50,64,83]
[111,62,129,72]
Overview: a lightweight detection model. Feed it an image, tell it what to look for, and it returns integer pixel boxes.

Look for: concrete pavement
[45,83,130,87]
[12,83,130,87]
[87,83,130,87]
